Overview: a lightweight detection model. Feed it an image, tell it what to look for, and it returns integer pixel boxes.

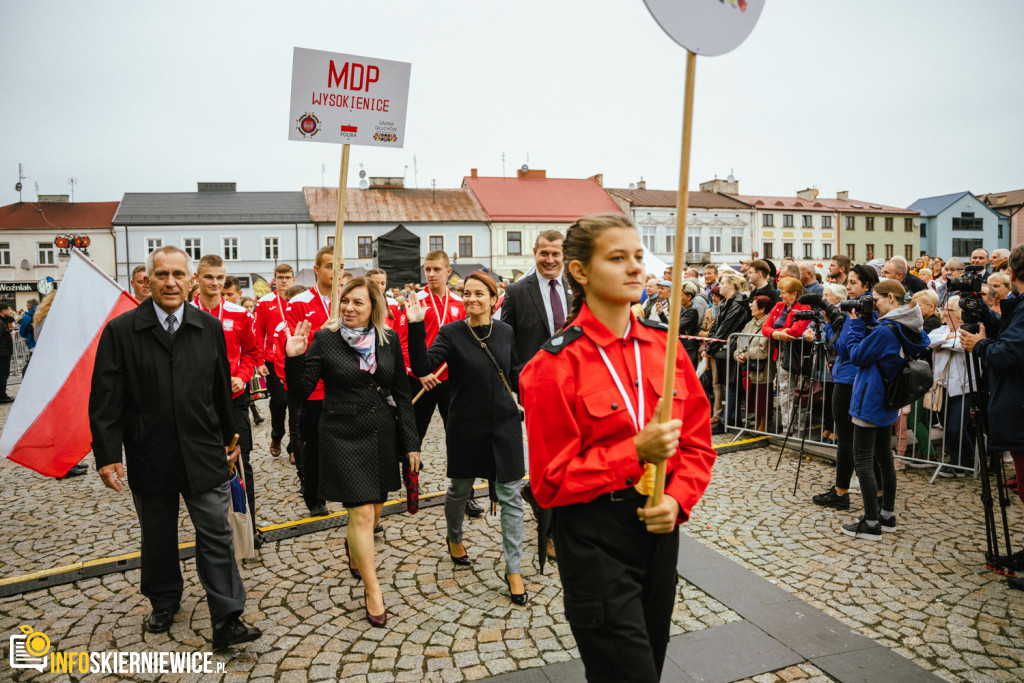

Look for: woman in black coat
[285,277,420,627]
[405,271,529,605]
[706,272,752,434]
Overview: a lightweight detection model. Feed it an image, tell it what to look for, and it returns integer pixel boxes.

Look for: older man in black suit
[89,246,261,650]
[499,230,572,375]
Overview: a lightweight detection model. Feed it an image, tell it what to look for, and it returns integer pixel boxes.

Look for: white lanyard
[194,297,223,321]
[427,289,450,327]
[277,295,287,326]
[315,289,330,320]
[595,336,645,433]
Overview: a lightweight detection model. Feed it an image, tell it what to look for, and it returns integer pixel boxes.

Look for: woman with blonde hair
[285,277,421,627]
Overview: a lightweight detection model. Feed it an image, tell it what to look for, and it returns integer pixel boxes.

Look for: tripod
[774,321,829,496]
[961,323,1017,579]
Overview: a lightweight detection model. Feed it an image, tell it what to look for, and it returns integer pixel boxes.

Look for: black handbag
[469,322,524,422]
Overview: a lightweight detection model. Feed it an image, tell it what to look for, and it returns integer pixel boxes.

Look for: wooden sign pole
[329,143,351,318]
[651,50,697,507]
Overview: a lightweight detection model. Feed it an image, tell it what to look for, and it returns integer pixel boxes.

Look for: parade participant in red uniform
[193,254,261,534]
[519,213,716,682]
[255,264,295,457]
[285,245,339,517]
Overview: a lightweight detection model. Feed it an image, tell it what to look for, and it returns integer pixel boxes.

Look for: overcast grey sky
[2,0,1022,210]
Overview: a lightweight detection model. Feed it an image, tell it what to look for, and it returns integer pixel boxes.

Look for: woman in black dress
[405,271,528,605]
[285,277,421,627]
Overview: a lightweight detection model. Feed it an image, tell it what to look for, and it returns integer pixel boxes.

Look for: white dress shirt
[154,301,185,332]
[537,273,568,336]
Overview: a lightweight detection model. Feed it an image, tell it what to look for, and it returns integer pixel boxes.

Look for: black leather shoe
[0,395,14,404]
[308,505,329,517]
[1009,575,1024,591]
[465,498,484,518]
[145,606,178,633]
[505,575,529,606]
[253,531,264,549]
[211,617,262,650]
[446,539,472,566]
[59,464,89,479]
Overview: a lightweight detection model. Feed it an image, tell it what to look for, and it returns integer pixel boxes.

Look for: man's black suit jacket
[89,298,236,497]
[500,271,572,375]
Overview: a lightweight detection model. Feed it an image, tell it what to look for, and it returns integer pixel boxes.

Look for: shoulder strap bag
[467,321,524,422]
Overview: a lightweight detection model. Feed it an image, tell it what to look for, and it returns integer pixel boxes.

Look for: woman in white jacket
[927,296,976,474]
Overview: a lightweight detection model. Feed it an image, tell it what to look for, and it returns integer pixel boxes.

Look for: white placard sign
[643,0,765,56]
[288,47,411,148]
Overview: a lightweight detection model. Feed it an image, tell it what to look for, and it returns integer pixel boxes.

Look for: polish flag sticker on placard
[0,250,138,477]
[643,0,765,56]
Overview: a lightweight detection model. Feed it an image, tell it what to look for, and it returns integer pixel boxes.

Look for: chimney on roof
[636,179,646,191]
[198,182,236,192]
[699,176,738,195]
[516,168,546,180]
[37,194,69,203]
[588,173,604,187]
[470,168,478,178]
[836,190,849,200]
[368,176,404,189]
[796,188,816,200]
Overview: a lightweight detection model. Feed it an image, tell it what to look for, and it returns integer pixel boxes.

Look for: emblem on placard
[373,132,398,142]
[295,113,321,138]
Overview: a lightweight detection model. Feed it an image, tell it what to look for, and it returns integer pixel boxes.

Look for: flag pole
[330,143,351,318]
[651,50,697,508]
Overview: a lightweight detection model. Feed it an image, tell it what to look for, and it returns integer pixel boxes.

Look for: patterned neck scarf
[338,323,377,373]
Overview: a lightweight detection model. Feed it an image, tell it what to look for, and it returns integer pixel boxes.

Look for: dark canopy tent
[374,224,421,288]
[426,263,509,285]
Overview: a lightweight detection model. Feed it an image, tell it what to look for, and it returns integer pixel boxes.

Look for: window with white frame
[38,242,55,266]
[730,230,743,253]
[802,215,813,227]
[429,235,443,252]
[708,228,722,253]
[803,244,813,259]
[687,235,701,253]
[822,215,832,228]
[642,225,656,252]
[506,232,522,256]
[222,237,238,261]
[183,237,202,261]
[146,237,163,253]
[664,233,675,253]
[0,243,10,266]
[264,237,279,261]
[822,243,832,259]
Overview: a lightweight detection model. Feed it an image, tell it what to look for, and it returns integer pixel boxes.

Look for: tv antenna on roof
[68,176,78,202]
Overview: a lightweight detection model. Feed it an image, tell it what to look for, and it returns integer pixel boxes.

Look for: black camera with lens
[949,265,987,328]
[797,293,845,327]
[838,297,874,318]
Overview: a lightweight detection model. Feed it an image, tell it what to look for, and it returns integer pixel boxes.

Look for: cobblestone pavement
[0,389,1022,682]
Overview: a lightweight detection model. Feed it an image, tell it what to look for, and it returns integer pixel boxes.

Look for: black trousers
[132,481,246,627]
[265,364,288,445]
[0,354,9,397]
[409,375,451,442]
[553,494,679,683]
[231,391,255,530]
[852,423,897,522]
[300,399,324,510]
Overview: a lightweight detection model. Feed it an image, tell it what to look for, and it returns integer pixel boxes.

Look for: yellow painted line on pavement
[2,443,758,588]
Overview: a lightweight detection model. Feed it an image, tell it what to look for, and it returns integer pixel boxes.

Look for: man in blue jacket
[960,243,1024,590]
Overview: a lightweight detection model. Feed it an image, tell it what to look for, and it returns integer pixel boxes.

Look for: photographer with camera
[839,280,929,540]
[812,264,879,510]
[762,278,812,434]
[959,244,1024,588]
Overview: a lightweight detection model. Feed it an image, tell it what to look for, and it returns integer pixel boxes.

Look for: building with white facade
[112,183,314,295]
[0,197,118,309]
[303,179,491,276]
[606,183,755,266]
[462,168,624,277]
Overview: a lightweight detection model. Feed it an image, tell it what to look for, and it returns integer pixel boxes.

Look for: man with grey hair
[882,258,926,293]
[799,262,823,295]
[992,248,1010,263]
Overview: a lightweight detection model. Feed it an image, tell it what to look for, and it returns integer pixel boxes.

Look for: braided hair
[561,213,639,329]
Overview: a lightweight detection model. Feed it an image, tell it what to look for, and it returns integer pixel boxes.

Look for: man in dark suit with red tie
[499,230,572,375]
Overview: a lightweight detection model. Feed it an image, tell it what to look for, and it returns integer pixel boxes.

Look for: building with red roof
[462,168,624,276]
[0,197,118,308]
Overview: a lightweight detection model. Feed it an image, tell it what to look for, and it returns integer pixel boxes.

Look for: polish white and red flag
[0,249,137,477]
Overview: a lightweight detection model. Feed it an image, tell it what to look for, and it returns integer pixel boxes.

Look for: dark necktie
[549,280,565,331]
[165,314,177,335]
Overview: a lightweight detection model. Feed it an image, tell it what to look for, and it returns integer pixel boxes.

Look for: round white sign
[643,0,765,56]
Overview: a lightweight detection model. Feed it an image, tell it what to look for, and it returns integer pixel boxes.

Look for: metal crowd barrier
[721,331,978,482]
[10,331,28,384]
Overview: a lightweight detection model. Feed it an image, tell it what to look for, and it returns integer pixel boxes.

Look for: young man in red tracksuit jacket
[254,264,295,458]
[284,246,337,517]
[193,254,260,533]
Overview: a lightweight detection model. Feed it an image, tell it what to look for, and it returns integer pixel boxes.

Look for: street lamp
[54,234,91,260]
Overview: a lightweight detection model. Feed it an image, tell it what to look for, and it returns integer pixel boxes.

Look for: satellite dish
[359,169,366,179]
[629,183,636,190]
[520,164,529,173]
[359,179,369,190]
